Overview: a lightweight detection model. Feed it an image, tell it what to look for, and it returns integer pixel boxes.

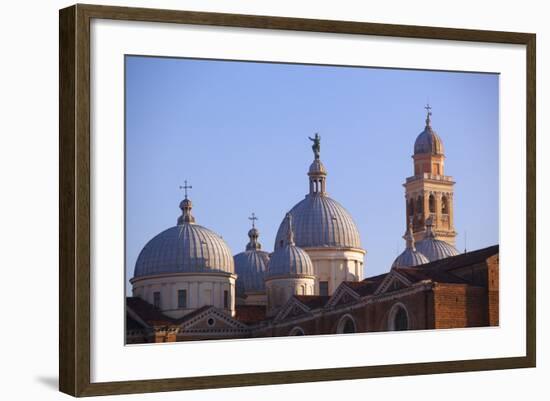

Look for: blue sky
[125,56,499,289]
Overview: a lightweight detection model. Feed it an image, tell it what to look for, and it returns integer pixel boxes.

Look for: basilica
[126,107,499,344]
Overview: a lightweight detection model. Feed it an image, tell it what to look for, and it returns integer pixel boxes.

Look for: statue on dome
[308,133,321,160]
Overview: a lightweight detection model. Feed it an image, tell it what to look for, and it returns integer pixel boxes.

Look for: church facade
[126,107,499,344]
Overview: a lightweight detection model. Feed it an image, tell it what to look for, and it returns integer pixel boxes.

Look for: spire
[286,213,295,246]
[404,216,416,250]
[424,215,436,239]
[425,103,432,127]
[307,134,327,196]
[246,213,262,251]
[177,181,195,225]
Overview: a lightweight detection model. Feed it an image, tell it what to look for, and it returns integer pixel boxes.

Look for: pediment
[274,298,311,322]
[326,284,360,308]
[180,307,248,331]
[374,271,412,295]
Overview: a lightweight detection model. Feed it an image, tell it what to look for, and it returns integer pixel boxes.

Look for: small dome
[234,250,270,294]
[392,248,429,268]
[134,224,234,277]
[274,195,361,250]
[415,218,459,262]
[308,159,327,175]
[414,106,444,155]
[268,214,314,277]
[392,217,429,268]
[234,216,270,295]
[414,126,444,155]
[415,237,459,262]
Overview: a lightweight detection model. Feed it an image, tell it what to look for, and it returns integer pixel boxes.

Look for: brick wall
[433,283,487,328]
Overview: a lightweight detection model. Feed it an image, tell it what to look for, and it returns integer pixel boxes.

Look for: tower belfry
[404,105,457,245]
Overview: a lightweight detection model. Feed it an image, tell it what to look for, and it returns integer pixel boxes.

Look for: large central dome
[274,194,361,250]
[274,134,361,250]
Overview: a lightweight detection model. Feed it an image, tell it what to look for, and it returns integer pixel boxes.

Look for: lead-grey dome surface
[274,194,361,250]
[414,126,444,155]
[267,244,314,277]
[391,248,429,268]
[134,224,234,278]
[234,250,270,294]
[415,237,459,262]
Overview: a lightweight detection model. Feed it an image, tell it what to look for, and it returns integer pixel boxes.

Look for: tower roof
[414,104,444,155]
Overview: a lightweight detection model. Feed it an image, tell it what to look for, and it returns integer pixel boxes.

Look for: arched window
[442,195,449,214]
[388,303,409,331]
[336,315,357,334]
[416,196,423,214]
[408,198,414,217]
[429,194,436,213]
[289,326,305,336]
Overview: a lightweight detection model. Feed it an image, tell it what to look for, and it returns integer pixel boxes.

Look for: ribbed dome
[415,237,459,262]
[268,213,314,277]
[392,218,429,268]
[133,193,233,278]
[392,248,429,268]
[134,225,234,277]
[414,126,444,155]
[234,218,270,295]
[234,250,270,294]
[274,195,361,250]
[414,107,444,155]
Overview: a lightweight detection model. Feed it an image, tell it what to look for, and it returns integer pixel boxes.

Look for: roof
[234,249,270,294]
[126,297,174,326]
[414,125,444,155]
[394,245,499,285]
[294,295,331,309]
[274,194,361,250]
[235,305,267,324]
[133,223,234,278]
[346,274,388,296]
[416,245,498,273]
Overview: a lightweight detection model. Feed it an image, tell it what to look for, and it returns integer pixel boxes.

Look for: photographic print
[124,56,499,344]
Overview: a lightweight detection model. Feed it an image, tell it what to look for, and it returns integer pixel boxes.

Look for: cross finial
[425,103,432,126]
[248,212,258,228]
[179,180,192,200]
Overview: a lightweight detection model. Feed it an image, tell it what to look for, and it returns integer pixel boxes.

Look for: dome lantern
[307,133,327,195]
[177,180,195,225]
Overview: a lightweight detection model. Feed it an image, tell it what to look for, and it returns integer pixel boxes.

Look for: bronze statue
[308,133,321,160]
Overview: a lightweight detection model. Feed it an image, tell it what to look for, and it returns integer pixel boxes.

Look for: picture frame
[59,3,536,397]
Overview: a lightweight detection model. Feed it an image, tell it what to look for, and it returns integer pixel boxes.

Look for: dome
[308,159,327,175]
[133,192,234,278]
[415,237,459,262]
[415,219,459,262]
[392,248,429,268]
[268,214,314,277]
[234,216,270,294]
[414,107,444,155]
[234,250,270,294]
[274,195,361,250]
[134,224,234,278]
[392,218,429,268]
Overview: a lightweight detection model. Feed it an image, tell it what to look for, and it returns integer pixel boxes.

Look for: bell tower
[403,105,457,246]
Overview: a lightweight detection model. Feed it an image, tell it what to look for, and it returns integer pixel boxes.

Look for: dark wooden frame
[59,3,536,397]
